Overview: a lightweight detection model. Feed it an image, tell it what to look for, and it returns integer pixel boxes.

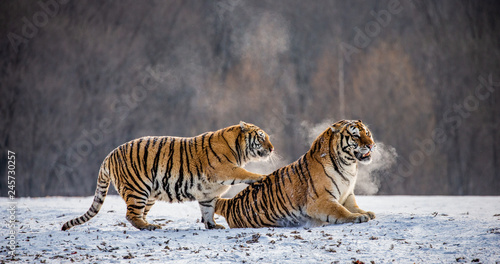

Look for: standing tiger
[215,120,376,228]
[62,121,274,231]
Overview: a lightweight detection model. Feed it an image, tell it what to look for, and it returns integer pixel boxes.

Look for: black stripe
[126,193,147,203]
[221,133,238,164]
[162,139,176,201]
[125,144,149,197]
[117,147,146,197]
[135,138,143,174]
[201,133,214,169]
[222,153,234,164]
[110,152,122,192]
[249,185,265,227]
[229,197,243,228]
[256,181,273,225]
[320,160,341,195]
[281,167,292,184]
[188,137,196,160]
[242,189,257,227]
[311,139,321,153]
[291,162,305,185]
[324,187,338,200]
[142,138,151,180]
[127,210,141,216]
[183,139,191,172]
[181,139,194,200]
[297,157,318,197]
[127,204,146,210]
[244,134,251,161]
[175,139,185,201]
[329,137,349,182]
[208,133,222,163]
[132,140,152,194]
[246,188,262,227]
[234,135,243,165]
[272,173,289,218]
[151,138,165,179]
[199,198,215,207]
[89,207,98,214]
[181,139,195,195]
[187,139,196,190]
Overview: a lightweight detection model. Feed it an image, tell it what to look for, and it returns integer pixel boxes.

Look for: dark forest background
[1,0,499,197]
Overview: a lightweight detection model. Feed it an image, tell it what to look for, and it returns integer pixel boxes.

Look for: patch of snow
[1,196,499,263]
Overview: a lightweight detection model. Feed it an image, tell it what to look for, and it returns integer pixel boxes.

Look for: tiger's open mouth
[355,150,372,162]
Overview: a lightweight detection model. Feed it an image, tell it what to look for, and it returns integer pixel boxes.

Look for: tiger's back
[109,135,228,204]
[62,122,273,231]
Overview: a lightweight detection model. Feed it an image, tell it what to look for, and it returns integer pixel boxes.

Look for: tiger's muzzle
[257,146,274,158]
[355,144,375,164]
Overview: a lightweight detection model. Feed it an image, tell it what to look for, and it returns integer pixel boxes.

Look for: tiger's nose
[367,144,374,150]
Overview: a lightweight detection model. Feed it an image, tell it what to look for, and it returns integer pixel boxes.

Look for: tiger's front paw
[206,222,225,229]
[141,224,162,231]
[212,224,225,230]
[204,220,226,230]
[350,213,370,223]
[244,174,266,184]
[364,211,376,220]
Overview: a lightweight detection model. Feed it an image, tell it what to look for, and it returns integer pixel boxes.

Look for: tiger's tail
[61,161,111,231]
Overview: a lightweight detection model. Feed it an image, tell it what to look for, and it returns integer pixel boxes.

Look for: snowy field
[1,195,499,263]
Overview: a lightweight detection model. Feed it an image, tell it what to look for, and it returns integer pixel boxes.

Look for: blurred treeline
[1,0,499,196]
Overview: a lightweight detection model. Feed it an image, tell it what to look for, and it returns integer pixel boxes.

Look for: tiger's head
[331,120,375,164]
[240,121,274,160]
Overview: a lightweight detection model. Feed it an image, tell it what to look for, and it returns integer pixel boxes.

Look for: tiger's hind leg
[143,199,156,220]
[125,196,161,231]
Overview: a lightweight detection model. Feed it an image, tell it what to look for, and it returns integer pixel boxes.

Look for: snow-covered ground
[1,195,499,263]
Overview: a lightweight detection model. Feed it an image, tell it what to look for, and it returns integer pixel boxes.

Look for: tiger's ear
[240,121,249,131]
[331,120,347,133]
[330,125,340,133]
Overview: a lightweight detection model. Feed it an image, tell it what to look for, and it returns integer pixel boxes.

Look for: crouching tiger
[215,120,376,228]
[62,121,274,231]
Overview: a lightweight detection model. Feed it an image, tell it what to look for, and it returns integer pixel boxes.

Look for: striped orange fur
[215,120,375,228]
[62,121,273,231]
